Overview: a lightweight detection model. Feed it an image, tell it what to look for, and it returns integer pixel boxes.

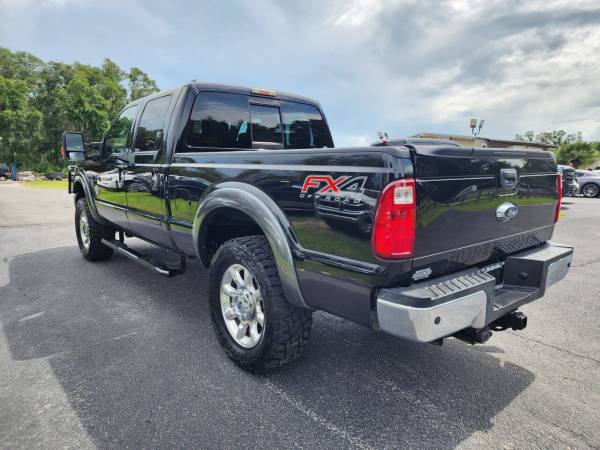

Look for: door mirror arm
[85,141,102,161]
[107,151,132,167]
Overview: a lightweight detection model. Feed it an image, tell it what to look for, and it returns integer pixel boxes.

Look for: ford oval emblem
[496,202,519,222]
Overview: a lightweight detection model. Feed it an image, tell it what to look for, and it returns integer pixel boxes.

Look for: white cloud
[1,0,599,141]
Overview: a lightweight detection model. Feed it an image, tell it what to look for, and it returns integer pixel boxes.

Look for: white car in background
[576,170,600,198]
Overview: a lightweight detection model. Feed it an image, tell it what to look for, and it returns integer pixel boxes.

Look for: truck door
[124,93,174,246]
[95,104,138,228]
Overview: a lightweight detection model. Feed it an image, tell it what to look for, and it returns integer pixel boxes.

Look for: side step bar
[101,238,186,277]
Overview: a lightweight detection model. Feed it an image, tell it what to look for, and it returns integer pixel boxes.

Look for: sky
[1,0,600,147]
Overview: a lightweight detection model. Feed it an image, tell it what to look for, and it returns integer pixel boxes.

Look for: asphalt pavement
[0,181,598,449]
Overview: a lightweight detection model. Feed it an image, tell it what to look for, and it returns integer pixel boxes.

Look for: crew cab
[62,83,573,372]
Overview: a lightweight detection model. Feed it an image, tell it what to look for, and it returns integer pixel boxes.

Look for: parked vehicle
[62,83,572,372]
[557,165,579,196]
[45,172,64,181]
[0,163,10,180]
[575,170,600,198]
[18,171,35,181]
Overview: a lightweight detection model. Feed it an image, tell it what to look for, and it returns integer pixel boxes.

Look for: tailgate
[411,146,559,279]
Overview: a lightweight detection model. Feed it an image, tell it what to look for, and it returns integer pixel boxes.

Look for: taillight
[554,173,562,223]
[372,178,417,259]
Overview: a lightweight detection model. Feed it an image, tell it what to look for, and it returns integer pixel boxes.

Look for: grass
[23,179,68,190]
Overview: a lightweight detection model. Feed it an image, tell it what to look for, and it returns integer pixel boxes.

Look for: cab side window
[134,95,172,152]
[281,101,333,149]
[104,105,138,154]
[184,92,251,150]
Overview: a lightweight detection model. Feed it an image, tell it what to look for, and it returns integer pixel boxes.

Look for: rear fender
[192,182,308,309]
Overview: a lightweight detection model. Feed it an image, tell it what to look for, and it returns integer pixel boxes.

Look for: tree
[127,67,159,101]
[515,129,580,146]
[0,46,159,170]
[0,76,43,165]
[556,141,599,168]
[515,131,535,142]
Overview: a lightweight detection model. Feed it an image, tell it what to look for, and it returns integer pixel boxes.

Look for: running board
[101,238,186,277]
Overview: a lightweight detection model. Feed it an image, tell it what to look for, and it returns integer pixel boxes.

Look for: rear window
[250,104,282,144]
[183,92,333,151]
[281,101,333,149]
[185,92,250,149]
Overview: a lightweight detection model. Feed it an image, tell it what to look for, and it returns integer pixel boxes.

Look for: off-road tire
[75,197,115,261]
[209,236,313,373]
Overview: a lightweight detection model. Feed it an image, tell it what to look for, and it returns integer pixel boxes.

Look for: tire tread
[209,235,312,372]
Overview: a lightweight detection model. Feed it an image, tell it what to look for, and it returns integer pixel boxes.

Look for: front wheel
[581,183,600,198]
[75,197,115,261]
[209,236,312,373]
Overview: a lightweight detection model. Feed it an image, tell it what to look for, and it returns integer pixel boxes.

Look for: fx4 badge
[496,202,519,222]
[300,175,367,202]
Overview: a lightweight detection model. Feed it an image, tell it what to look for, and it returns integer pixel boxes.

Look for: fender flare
[192,182,309,309]
[72,172,102,222]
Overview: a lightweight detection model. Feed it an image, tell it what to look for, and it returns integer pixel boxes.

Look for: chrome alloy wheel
[220,264,265,348]
[582,183,599,198]
[79,213,90,250]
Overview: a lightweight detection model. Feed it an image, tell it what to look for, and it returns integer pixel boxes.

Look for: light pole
[470,118,485,137]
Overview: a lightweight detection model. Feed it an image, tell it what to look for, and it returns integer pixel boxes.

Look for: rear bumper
[376,242,573,342]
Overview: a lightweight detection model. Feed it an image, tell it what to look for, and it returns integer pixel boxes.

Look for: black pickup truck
[62,83,573,372]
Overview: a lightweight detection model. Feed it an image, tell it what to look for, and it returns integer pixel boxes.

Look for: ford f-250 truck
[62,83,573,372]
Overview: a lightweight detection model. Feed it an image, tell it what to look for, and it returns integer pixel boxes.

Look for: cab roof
[128,82,322,109]
[189,82,321,107]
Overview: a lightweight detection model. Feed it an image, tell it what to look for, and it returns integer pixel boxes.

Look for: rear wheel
[581,183,599,198]
[75,197,115,261]
[209,236,312,373]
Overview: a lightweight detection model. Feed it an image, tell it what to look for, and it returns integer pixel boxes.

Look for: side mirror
[61,132,86,161]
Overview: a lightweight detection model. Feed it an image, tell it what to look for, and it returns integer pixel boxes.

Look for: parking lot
[0,182,598,449]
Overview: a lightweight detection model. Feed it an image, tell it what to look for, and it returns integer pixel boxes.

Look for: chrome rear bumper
[376,243,573,342]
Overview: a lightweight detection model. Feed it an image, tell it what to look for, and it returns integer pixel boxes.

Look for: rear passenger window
[250,104,282,144]
[185,92,251,149]
[281,101,333,149]
[134,95,172,152]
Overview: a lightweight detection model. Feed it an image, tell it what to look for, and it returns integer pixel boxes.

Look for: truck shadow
[0,246,534,449]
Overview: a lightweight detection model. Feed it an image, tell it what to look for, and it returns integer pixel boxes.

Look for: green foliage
[128,67,159,101]
[515,130,581,146]
[556,141,599,168]
[0,47,159,170]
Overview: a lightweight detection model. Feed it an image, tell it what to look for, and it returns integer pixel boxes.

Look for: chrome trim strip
[170,163,389,173]
[413,225,554,261]
[417,176,495,182]
[519,173,557,177]
[96,199,127,211]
